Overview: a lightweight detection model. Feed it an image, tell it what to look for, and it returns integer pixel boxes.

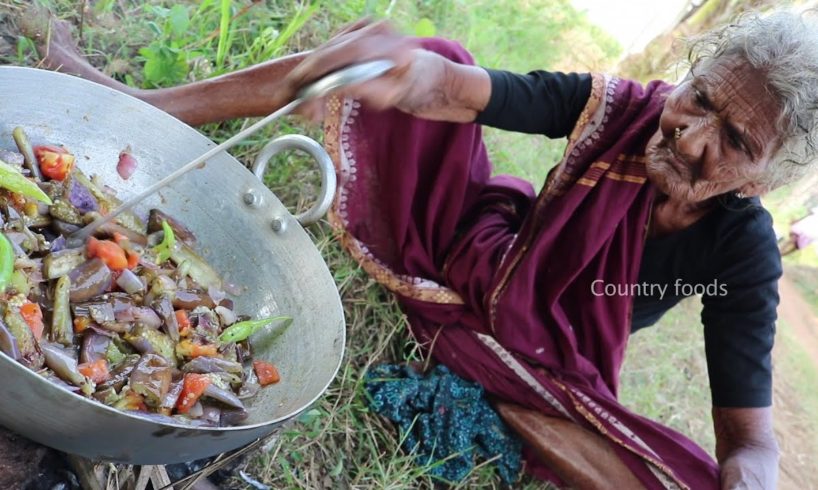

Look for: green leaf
[141,43,188,87]
[168,5,190,39]
[215,0,233,69]
[413,18,437,37]
[146,21,163,37]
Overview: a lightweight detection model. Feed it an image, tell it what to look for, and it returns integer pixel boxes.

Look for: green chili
[0,233,15,294]
[154,220,176,264]
[219,316,292,344]
[0,158,52,205]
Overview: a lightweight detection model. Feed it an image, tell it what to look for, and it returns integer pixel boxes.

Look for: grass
[4,0,817,488]
[619,299,715,454]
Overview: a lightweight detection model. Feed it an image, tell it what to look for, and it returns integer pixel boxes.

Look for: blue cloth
[365,364,522,483]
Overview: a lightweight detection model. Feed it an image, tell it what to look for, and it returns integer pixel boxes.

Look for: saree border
[323,96,465,305]
[478,330,688,489]
[487,72,612,331]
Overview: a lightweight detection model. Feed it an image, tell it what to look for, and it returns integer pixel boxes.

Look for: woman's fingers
[282,21,419,106]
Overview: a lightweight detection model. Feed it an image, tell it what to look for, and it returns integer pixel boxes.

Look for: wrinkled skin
[646,57,782,204]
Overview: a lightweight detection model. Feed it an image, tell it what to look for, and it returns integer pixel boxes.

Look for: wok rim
[0,65,346,434]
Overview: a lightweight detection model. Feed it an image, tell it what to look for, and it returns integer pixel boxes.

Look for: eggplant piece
[150,295,179,341]
[12,127,42,180]
[80,330,111,364]
[3,306,44,369]
[43,371,82,394]
[84,302,115,325]
[148,275,177,301]
[50,235,66,253]
[98,354,139,392]
[64,175,98,213]
[51,219,81,236]
[49,199,84,225]
[104,339,126,366]
[115,305,161,329]
[97,222,148,247]
[67,258,112,302]
[202,384,245,410]
[170,242,222,290]
[123,411,212,427]
[237,367,261,400]
[220,408,249,427]
[124,325,176,365]
[219,342,239,363]
[191,308,220,344]
[50,275,73,346]
[93,386,119,405]
[148,209,197,245]
[129,354,172,407]
[0,318,21,360]
[43,248,86,279]
[172,290,215,310]
[160,379,184,415]
[200,404,222,425]
[73,170,147,233]
[24,214,51,229]
[40,342,91,394]
[116,269,145,295]
[181,356,243,375]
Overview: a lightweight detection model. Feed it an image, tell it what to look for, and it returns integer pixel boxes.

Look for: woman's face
[646,56,783,203]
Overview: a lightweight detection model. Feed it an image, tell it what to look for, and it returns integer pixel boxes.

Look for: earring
[674,127,682,140]
[736,191,747,199]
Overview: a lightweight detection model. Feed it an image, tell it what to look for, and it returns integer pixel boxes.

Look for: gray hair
[687,9,818,189]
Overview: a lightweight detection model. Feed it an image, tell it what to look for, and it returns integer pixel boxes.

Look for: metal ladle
[66,59,395,247]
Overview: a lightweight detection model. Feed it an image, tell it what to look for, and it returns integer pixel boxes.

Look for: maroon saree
[324,38,720,489]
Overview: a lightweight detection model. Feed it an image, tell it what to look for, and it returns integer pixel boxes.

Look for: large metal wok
[0,66,345,464]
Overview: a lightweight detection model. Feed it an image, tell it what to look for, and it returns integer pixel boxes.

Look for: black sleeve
[475,69,592,138]
[700,210,782,408]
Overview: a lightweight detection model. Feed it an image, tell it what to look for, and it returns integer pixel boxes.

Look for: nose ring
[674,127,682,140]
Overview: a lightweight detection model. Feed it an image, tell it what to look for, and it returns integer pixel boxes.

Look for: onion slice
[117,146,137,180]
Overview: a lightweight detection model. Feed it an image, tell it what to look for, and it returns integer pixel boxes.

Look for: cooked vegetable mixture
[0,127,289,427]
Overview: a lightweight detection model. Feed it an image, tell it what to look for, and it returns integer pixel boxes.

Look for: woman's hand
[282,20,491,122]
[713,407,779,489]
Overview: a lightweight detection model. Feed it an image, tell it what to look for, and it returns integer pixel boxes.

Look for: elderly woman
[28,8,818,489]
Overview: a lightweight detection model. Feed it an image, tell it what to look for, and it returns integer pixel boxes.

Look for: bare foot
[17,6,137,95]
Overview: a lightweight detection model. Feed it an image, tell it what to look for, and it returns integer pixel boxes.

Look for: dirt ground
[773,275,818,490]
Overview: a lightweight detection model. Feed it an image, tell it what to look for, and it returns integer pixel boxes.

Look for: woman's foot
[18,6,84,73]
[16,5,137,95]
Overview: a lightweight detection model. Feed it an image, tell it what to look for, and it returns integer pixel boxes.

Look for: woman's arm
[713,406,779,489]
[29,15,489,126]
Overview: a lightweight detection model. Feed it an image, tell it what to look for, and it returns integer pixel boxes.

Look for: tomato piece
[78,359,110,383]
[19,302,44,341]
[253,360,281,386]
[86,237,128,270]
[33,145,75,181]
[175,310,191,336]
[73,316,91,333]
[176,339,218,359]
[175,373,211,414]
[126,250,140,270]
